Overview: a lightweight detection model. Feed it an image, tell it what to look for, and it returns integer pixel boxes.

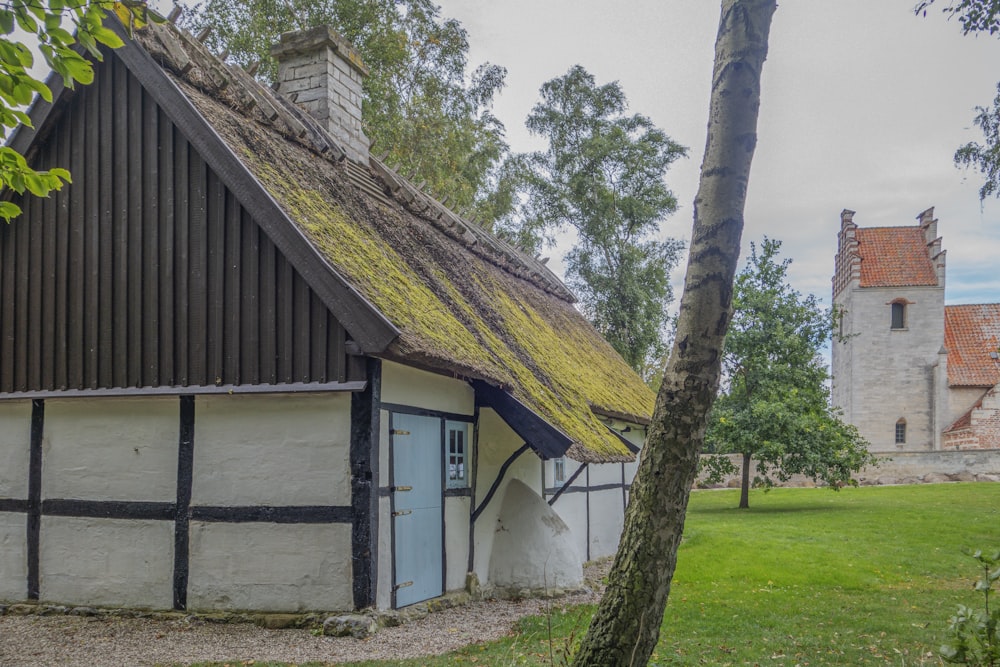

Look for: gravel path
[0,562,609,667]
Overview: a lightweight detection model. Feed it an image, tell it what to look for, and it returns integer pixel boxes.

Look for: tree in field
[572,2,777,665]
[182,0,509,223]
[0,1,152,222]
[703,238,875,509]
[498,65,686,376]
[917,0,1000,200]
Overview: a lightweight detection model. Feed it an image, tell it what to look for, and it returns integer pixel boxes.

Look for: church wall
[837,284,944,452]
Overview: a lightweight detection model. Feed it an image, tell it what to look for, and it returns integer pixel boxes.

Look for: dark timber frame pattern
[0,393,359,611]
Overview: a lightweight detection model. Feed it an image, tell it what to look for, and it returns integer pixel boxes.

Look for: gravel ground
[0,562,609,667]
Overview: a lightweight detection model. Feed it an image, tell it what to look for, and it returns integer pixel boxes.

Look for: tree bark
[571,2,776,665]
[740,451,752,509]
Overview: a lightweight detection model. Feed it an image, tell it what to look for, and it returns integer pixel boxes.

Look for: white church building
[831,207,1000,453]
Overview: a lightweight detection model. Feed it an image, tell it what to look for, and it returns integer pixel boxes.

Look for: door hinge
[391,429,410,436]
[392,509,412,517]
[392,485,412,492]
[393,581,413,591]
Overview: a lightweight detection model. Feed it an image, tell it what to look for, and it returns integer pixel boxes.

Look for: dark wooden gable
[0,54,365,395]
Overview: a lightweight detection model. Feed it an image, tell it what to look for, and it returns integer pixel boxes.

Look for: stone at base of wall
[696,449,1000,489]
[0,583,594,634]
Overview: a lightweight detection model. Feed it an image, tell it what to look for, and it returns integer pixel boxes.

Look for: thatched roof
[132,20,654,462]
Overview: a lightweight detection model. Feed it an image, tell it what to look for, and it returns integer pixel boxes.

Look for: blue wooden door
[392,413,443,607]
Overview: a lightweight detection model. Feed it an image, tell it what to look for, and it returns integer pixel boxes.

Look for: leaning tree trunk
[572,2,777,666]
[740,451,752,509]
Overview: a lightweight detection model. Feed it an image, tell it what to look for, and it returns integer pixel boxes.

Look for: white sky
[435,0,1000,308]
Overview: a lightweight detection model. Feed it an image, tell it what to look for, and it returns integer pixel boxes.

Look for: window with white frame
[445,421,469,488]
[553,456,566,484]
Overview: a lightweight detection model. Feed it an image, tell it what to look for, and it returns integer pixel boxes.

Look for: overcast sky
[434,0,1000,308]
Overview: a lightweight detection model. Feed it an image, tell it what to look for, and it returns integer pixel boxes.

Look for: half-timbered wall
[0,56,355,395]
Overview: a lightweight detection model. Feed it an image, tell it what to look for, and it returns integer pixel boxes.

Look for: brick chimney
[271,25,370,165]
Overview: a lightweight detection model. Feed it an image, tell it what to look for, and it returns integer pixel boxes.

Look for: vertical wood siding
[0,57,351,393]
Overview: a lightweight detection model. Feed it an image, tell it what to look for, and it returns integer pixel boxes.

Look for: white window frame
[445,420,469,488]
[553,456,567,484]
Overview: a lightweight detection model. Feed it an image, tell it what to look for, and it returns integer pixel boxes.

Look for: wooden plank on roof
[241,208,260,385]
[26,182,42,391]
[41,146,56,390]
[112,54,129,389]
[126,67,143,387]
[68,91,84,389]
[84,82,100,387]
[259,236,277,385]
[174,133,191,386]
[224,190,241,384]
[472,381,573,460]
[98,62,114,389]
[159,107,175,386]
[189,153,208,385]
[142,88,160,387]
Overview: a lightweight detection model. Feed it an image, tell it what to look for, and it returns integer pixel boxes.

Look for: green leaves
[940,548,1000,665]
[0,1,148,223]
[184,0,508,224]
[706,238,877,507]
[495,65,686,377]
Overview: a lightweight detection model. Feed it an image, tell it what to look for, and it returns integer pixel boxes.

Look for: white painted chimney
[271,25,370,165]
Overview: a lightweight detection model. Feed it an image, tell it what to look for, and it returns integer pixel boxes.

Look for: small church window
[895,419,906,444]
[890,302,906,329]
[445,421,468,488]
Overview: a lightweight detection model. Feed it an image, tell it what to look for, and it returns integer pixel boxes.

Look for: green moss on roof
[195,89,651,462]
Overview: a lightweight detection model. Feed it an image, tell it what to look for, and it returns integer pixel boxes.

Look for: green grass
[188,483,1000,667]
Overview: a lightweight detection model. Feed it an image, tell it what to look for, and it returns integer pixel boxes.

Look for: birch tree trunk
[572,2,777,665]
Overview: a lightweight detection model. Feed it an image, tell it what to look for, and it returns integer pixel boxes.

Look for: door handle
[392,510,412,517]
[392,485,412,492]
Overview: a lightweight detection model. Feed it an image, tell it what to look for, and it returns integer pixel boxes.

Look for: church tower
[831,208,946,452]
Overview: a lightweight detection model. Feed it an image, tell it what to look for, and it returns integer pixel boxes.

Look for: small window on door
[890,302,906,329]
[445,421,469,488]
[895,418,906,444]
[553,456,566,484]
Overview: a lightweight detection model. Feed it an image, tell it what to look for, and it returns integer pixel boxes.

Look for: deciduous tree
[499,65,686,376]
[571,2,777,665]
[0,0,152,222]
[183,0,508,222]
[917,0,1000,200]
[703,238,875,509]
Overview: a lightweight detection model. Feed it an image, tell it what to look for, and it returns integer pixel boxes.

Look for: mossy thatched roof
[134,21,654,462]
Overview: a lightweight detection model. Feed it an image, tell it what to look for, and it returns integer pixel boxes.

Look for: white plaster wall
[0,512,26,601]
[949,387,989,427]
[0,401,30,500]
[43,398,178,502]
[473,409,546,584]
[836,285,944,451]
[444,496,470,591]
[380,361,474,415]
[187,522,353,612]
[39,516,173,608]
[488,479,582,590]
[376,495,392,609]
[588,486,625,559]
[551,491,588,563]
[192,393,351,506]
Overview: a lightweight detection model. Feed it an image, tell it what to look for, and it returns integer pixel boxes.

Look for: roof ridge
[136,20,576,303]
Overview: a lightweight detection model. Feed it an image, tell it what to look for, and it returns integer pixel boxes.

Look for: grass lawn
[189,482,1000,666]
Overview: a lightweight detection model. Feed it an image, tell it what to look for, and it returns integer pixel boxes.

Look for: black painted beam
[174,395,195,610]
[350,358,381,610]
[26,399,43,600]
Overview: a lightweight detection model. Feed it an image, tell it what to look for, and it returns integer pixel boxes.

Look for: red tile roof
[855,226,938,287]
[945,304,1000,387]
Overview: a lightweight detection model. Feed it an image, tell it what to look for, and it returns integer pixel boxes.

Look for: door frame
[385,403,475,609]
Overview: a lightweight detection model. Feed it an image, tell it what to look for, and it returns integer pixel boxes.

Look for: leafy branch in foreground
[941,548,1000,666]
[0,0,155,222]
